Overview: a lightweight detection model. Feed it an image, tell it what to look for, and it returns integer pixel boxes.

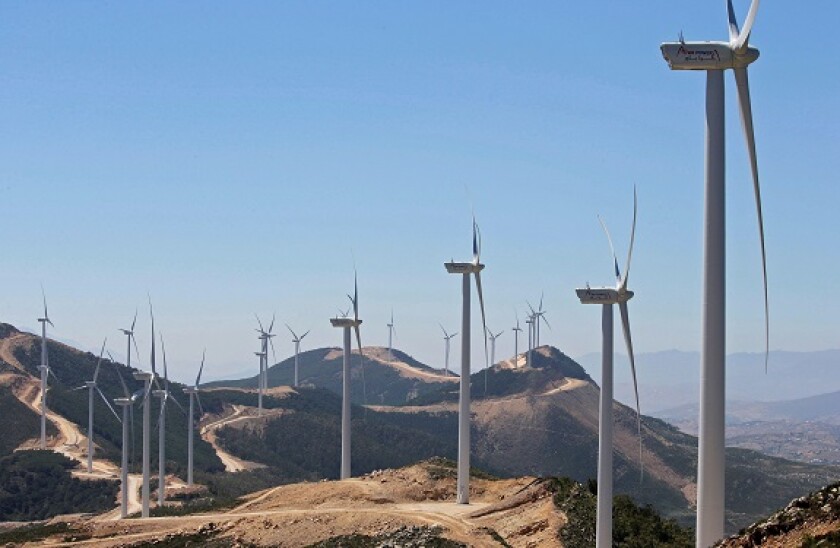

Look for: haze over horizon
[1,2,837,384]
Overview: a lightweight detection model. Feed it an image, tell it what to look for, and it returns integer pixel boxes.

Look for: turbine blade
[474,271,489,371]
[254,313,265,333]
[149,298,157,377]
[285,323,298,340]
[169,393,186,415]
[541,314,552,330]
[110,353,131,398]
[353,271,359,321]
[300,330,310,340]
[734,66,769,372]
[268,313,275,333]
[160,333,169,385]
[621,186,638,290]
[97,386,121,422]
[93,338,107,383]
[131,309,138,332]
[439,323,447,338]
[619,301,644,480]
[727,0,740,44]
[195,392,204,416]
[598,215,622,283]
[472,217,482,265]
[196,350,205,387]
[132,335,142,369]
[735,0,760,51]
[539,292,544,312]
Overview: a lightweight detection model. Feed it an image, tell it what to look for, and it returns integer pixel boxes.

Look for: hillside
[207,346,458,405]
[0,459,694,547]
[207,346,840,533]
[1,321,837,537]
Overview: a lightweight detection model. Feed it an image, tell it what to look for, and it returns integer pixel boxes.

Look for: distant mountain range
[656,390,840,465]
[577,349,840,412]
[2,321,838,533]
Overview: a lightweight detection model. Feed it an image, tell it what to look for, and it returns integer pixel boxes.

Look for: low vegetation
[0,450,117,520]
[549,476,694,547]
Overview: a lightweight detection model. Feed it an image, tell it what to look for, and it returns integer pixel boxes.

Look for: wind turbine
[511,316,523,367]
[255,315,277,414]
[444,217,488,504]
[488,329,504,368]
[660,2,769,544]
[113,358,141,519]
[183,351,205,487]
[37,289,55,449]
[285,325,310,388]
[132,299,157,518]
[329,271,364,480]
[386,310,396,360]
[439,324,458,377]
[525,314,535,368]
[528,296,551,348]
[575,190,642,548]
[75,338,121,473]
[153,334,184,507]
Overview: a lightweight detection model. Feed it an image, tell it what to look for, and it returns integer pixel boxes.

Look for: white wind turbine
[329,271,364,480]
[661,1,769,544]
[386,310,396,360]
[285,325,310,388]
[575,190,642,548]
[444,217,488,504]
[74,338,121,473]
[525,314,535,367]
[488,328,504,368]
[132,299,158,518]
[113,359,142,519]
[153,334,184,507]
[511,316,523,367]
[183,351,205,487]
[255,314,277,414]
[528,295,551,348]
[37,290,55,449]
[439,324,458,377]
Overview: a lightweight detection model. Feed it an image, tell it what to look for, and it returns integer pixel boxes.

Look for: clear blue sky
[1,1,837,383]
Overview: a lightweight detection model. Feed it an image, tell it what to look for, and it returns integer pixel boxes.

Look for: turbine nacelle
[575,287,635,305]
[330,317,362,328]
[444,262,485,274]
[660,41,759,71]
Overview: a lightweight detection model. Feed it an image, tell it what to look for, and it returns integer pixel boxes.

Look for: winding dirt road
[200,405,273,472]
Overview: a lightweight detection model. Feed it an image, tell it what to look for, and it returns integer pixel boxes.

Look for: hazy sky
[1,2,837,383]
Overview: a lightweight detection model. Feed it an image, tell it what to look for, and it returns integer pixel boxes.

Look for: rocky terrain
[716,481,840,547]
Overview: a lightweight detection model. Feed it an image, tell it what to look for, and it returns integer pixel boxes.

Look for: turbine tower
[37,290,55,449]
[488,329,504,368]
[525,314,534,367]
[511,316,523,366]
[285,325,310,388]
[132,299,158,518]
[439,324,458,377]
[444,217,488,504]
[575,190,643,548]
[75,338,121,473]
[386,310,396,360]
[660,2,769,544]
[113,360,140,519]
[183,351,205,487]
[153,334,184,508]
[329,271,363,480]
